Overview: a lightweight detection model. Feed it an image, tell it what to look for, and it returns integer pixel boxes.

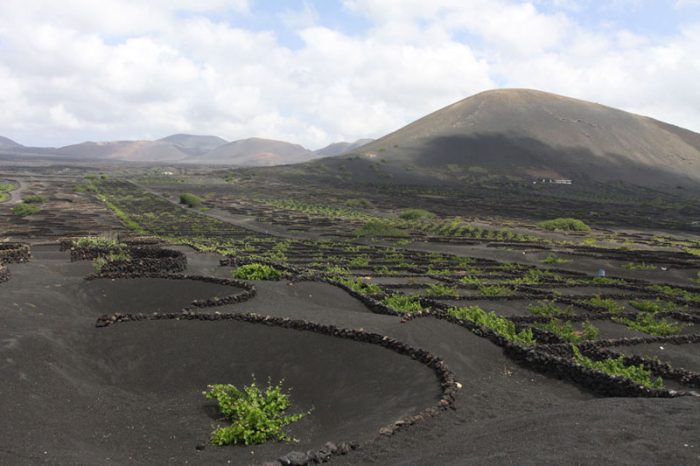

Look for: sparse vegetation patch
[448,305,534,346]
[233,263,284,280]
[179,192,203,208]
[354,220,408,238]
[537,217,591,232]
[571,346,663,389]
[204,380,307,446]
[12,203,40,217]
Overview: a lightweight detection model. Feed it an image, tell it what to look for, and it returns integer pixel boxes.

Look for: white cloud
[0,0,698,148]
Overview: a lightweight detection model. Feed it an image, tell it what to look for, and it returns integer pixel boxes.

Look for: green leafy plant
[448,305,534,346]
[0,181,16,202]
[233,263,284,280]
[622,262,656,271]
[591,276,626,285]
[613,313,688,336]
[540,254,571,265]
[584,296,624,313]
[348,255,370,267]
[571,346,663,389]
[459,275,482,285]
[536,319,599,343]
[345,198,373,208]
[648,285,700,303]
[21,194,46,204]
[354,220,408,238]
[629,299,681,314]
[11,203,40,216]
[338,277,382,296]
[73,236,123,249]
[325,264,349,276]
[92,251,131,272]
[204,380,307,446]
[399,208,435,221]
[179,192,203,208]
[537,218,591,232]
[382,294,424,314]
[527,301,572,318]
[424,283,458,297]
[479,285,512,297]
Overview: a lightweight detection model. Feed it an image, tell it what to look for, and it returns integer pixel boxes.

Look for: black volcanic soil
[1,245,698,465]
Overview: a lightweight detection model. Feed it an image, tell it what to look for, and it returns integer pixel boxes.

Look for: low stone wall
[0,242,31,264]
[70,246,117,262]
[433,311,695,398]
[95,311,459,466]
[86,273,256,308]
[99,248,187,274]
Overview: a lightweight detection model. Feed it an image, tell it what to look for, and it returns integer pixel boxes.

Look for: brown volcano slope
[200,137,315,166]
[321,89,700,187]
[55,140,190,162]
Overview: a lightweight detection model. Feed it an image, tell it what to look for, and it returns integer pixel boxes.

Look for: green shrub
[325,264,349,276]
[11,203,40,217]
[613,313,688,336]
[536,319,598,343]
[22,194,46,204]
[584,296,624,313]
[540,254,571,265]
[399,208,435,221]
[623,262,656,271]
[382,294,424,314]
[591,276,626,285]
[345,198,373,208]
[348,255,370,267]
[338,277,382,296]
[424,283,458,297]
[648,285,700,303]
[479,285,512,297]
[233,263,283,280]
[354,220,408,238]
[179,192,203,208]
[527,301,572,318]
[537,218,591,232]
[571,345,662,389]
[448,305,534,346]
[91,251,131,272]
[204,380,307,446]
[459,275,482,285]
[73,236,123,249]
[629,299,681,313]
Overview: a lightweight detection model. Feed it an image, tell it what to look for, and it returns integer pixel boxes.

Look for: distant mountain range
[0,134,371,166]
[0,136,21,148]
[3,88,699,187]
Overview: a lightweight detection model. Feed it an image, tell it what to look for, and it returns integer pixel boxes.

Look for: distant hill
[314,89,700,188]
[54,140,190,162]
[315,138,374,157]
[13,135,320,166]
[199,137,316,166]
[0,136,22,148]
[158,134,228,156]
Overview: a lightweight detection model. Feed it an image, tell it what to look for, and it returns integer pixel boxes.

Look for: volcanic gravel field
[1,174,699,465]
[1,243,699,465]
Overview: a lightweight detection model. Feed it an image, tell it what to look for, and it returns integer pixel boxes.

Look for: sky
[0,0,699,149]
